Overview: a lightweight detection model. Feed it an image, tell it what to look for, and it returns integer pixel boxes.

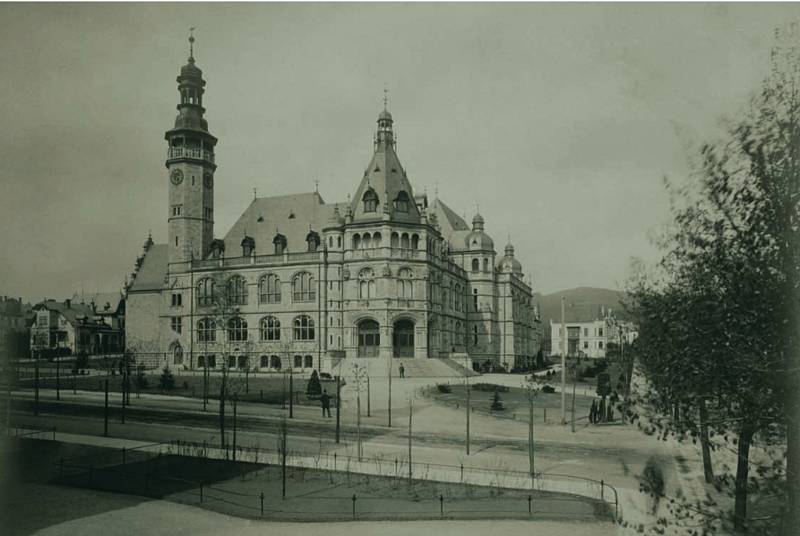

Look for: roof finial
[253,187,257,200]
[383,85,388,111]
[188,27,196,61]
[315,179,319,193]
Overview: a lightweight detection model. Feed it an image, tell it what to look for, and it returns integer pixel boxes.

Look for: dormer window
[362,189,378,213]
[306,230,320,252]
[241,236,255,257]
[273,233,287,255]
[393,191,410,213]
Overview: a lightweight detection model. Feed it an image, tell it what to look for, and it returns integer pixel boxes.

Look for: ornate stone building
[126,38,541,374]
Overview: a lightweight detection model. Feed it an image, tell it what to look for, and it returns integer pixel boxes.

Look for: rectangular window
[204,207,213,220]
[598,328,604,337]
[599,341,604,349]
[171,293,182,307]
[583,327,588,336]
[172,205,182,216]
[171,317,182,334]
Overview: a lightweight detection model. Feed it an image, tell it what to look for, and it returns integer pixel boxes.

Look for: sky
[1,2,798,303]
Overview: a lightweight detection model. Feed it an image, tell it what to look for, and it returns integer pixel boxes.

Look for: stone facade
[126,40,541,373]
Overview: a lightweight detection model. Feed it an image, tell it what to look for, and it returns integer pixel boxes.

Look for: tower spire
[383,85,388,111]
[188,27,196,61]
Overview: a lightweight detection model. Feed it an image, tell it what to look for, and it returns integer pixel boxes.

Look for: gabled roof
[127,244,168,293]
[429,198,476,251]
[223,192,348,256]
[34,300,102,327]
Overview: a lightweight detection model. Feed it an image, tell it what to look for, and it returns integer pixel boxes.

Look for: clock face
[203,172,213,189]
[170,169,184,185]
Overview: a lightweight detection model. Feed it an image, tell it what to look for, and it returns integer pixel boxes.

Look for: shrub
[436,384,452,394]
[159,366,175,390]
[136,364,148,389]
[472,383,509,393]
[307,370,322,399]
[542,385,556,394]
[641,456,666,497]
[490,387,505,411]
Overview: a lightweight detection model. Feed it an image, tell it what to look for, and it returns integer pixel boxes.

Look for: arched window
[483,258,489,272]
[454,284,461,312]
[270,355,282,369]
[400,233,410,249]
[362,189,378,212]
[329,236,334,248]
[196,278,215,307]
[197,318,216,342]
[391,232,399,248]
[337,236,342,248]
[260,316,281,341]
[260,355,269,368]
[472,258,480,272]
[473,288,478,311]
[227,317,248,342]
[372,232,382,247]
[294,355,303,368]
[173,345,183,365]
[304,355,313,368]
[293,315,315,340]
[227,276,248,305]
[359,268,375,299]
[362,233,371,249]
[259,274,281,304]
[352,234,361,250]
[473,325,479,346]
[411,234,419,250]
[393,191,410,212]
[292,272,315,302]
[398,268,413,299]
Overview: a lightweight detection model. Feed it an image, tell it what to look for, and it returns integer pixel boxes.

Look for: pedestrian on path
[320,389,332,417]
[589,399,597,424]
[399,362,405,378]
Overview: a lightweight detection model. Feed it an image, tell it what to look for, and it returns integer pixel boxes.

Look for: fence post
[395,458,398,477]
[334,452,337,471]
[352,494,357,518]
[601,479,604,501]
[460,463,463,482]
[439,494,444,516]
[260,491,264,516]
[528,494,532,516]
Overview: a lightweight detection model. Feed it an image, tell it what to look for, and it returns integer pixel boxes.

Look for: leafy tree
[624,25,800,535]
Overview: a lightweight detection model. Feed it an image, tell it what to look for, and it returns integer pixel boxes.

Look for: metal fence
[48,435,618,521]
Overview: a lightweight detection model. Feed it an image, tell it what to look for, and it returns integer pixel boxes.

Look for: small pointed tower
[165,30,218,264]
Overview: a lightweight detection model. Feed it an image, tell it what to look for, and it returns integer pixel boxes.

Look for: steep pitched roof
[127,244,168,293]
[222,192,347,256]
[349,111,420,224]
[429,198,474,251]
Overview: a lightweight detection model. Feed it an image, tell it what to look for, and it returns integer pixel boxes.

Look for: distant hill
[536,287,629,336]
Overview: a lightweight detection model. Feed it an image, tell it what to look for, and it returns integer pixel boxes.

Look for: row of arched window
[195,354,315,370]
[355,267,413,299]
[471,257,491,272]
[195,315,315,342]
[196,273,316,307]
[351,231,420,250]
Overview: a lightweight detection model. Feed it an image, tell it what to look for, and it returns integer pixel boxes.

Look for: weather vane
[189,27,196,58]
[383,85,388,110]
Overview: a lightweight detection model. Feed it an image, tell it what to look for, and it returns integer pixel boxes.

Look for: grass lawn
[45,440,611,522]
[429,383,598,425]
[14,368,339,406]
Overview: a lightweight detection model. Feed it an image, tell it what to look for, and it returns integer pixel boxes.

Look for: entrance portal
[393,319,415,358]
[357,319,380,357]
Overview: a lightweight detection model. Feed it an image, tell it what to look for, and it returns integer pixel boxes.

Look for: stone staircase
[333,357,474,379]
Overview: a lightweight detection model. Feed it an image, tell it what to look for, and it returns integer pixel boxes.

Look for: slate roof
[222,192,349,257]
[127,244,168,293]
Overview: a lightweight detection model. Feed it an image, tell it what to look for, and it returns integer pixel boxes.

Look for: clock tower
[165,31,217,265]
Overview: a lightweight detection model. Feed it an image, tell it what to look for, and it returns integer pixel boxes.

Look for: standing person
[399,362,405,379]
[320,389,332,418]
[589,399,597,424]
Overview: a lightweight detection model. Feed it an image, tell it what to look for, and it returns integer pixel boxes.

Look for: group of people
[589,397,614,424]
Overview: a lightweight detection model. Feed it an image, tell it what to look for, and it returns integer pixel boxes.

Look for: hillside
[536,287,629,335]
